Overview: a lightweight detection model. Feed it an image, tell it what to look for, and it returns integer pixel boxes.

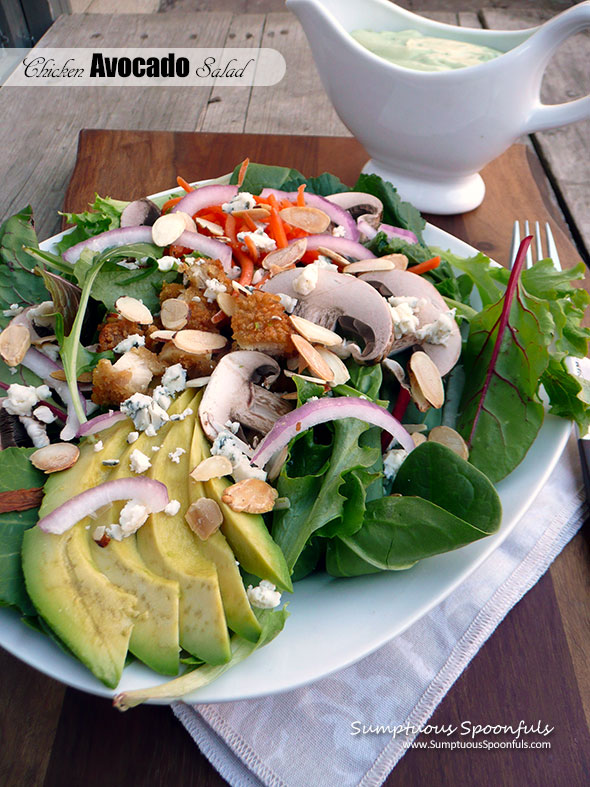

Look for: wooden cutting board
[35,129,585,784]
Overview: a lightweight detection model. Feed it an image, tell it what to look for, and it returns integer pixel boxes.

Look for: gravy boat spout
[287,0,590,214]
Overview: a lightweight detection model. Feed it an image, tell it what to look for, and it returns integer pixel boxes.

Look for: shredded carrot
[237,158,250,188]
[267,194,280,210]
[211,309,229,325]
[243,234,260,261]
[409,256,441,276]
[168,244,193,257]
[161,196,183,214]
[225,214,238,246]
[234,249,255,285]
[269,207,288,249]
[177,176,194,193]
[297,184,306,207]
[279,199,293,210]
[253,195,270,206]
[242,213,258,232]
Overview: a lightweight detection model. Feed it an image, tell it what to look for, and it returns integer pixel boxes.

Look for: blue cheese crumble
[113,333,145,354]
[247,580,282,609]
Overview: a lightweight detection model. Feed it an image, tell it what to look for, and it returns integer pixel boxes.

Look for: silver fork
[511,220,590,495]
[509,220,561,271]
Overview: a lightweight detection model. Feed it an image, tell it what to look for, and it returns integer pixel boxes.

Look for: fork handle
[523,4,590,133]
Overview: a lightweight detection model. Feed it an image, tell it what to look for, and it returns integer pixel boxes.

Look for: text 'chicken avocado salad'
[0,159,589,707]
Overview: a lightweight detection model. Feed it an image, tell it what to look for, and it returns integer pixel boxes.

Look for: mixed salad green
[0,160,588,705]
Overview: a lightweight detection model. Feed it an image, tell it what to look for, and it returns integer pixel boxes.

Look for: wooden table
[2,8,590,787]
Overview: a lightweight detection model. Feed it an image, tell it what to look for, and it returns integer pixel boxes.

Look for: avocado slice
[193,426,292,593]
[187,421,261,643]
[136,392,231,665]
[22,420,139,688]
[88,427,181,676]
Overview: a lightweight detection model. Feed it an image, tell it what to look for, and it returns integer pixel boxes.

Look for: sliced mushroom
[325,192,383,231]
[262,269,394,364]
[198,350,291,441]
[359,269,461,376]
[120,198,161,228]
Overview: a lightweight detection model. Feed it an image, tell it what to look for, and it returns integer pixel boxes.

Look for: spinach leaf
[56,195,129,254]
[327,442,501,577]
[354,173,426,246]
[366,232,433,265]
[88,257,175,313]
[457,252,551,482]
[0,447,44,614]
[541,358,590,433]
[0,207,49,325]
[437,249,506,307]
[230,161,349,196]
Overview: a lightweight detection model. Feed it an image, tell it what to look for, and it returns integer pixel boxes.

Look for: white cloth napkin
[173,434,586,787]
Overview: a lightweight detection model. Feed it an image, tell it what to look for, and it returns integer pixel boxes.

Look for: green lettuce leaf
[230,161,349,197]
[0,206,49,326]
[56,195,129,254]
[0,447,45,614]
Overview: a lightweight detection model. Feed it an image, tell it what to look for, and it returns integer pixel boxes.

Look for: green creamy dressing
[351,29,502,72]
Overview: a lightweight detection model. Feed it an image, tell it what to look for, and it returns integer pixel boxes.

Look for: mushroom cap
[359,269,461,376]
[198,351,289,441]
[325,192,383,228]
[120,198,161,228]
[262,268,394,364]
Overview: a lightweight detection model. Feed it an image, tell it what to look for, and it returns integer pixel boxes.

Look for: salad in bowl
[0,160,588,709]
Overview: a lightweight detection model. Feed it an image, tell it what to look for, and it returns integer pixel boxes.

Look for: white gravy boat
[287,0,590,213]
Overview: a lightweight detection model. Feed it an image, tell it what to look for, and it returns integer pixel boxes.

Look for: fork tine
[534,221,543,261]
[524,220,534,268]
[545,223,562,271]
[509,220,520,268]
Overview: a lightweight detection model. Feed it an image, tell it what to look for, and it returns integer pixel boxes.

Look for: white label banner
[2,48,286,87]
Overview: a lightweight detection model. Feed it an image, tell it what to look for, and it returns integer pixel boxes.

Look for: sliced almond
[221,478,278,514]
[266,446,289,482]
[30,442,80,474]
[382,358,410,391]
[289,314,342,347]
[31,334,57,346]
[315,347,350,386]
[151,213,186,247]
[116,296,153,325]
[172,329,227,355]
[231,207,271,220]
[343,259,397,275]
[382,253,409,271]
[196,217,225,236]
[216,291,237,317]
[408,369,430,413]
[290,333,334,382]
[262,238,308,272]
[284,370,328,385]
[409,351,444,409]
[150,329,176,342]
[404,423,428,434]
[428,425,469,460]
[0,324,31,367]
[185,375,212,388]
[50,369,93,383]
[190,455,233,482]
[317,246,350,267]
[412,432,428,447]
[279,206,331,234]
[175,210,197,233]
[185,497,223,540]
[161,298,189,331]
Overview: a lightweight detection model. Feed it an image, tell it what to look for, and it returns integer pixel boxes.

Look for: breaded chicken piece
[183,258,232,292]
[231,291,296,357]
[97,315,145,352]
[158,342,216,378]
[92,359,135,405]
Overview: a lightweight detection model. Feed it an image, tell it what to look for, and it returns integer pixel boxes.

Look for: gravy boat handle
[523,2,590,133]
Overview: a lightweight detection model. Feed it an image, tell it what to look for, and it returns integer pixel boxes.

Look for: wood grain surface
[1,129,589,787]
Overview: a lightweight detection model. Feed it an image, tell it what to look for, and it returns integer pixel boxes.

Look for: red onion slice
[172,185,238,217]
[291,234,375,261]
[176,230,232,271]
[251,396,414,468]
[77,411,129,437]
[378,223,418,245]
[260,188,359,241]
[37,477,169,535]
[62,227,154,264]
